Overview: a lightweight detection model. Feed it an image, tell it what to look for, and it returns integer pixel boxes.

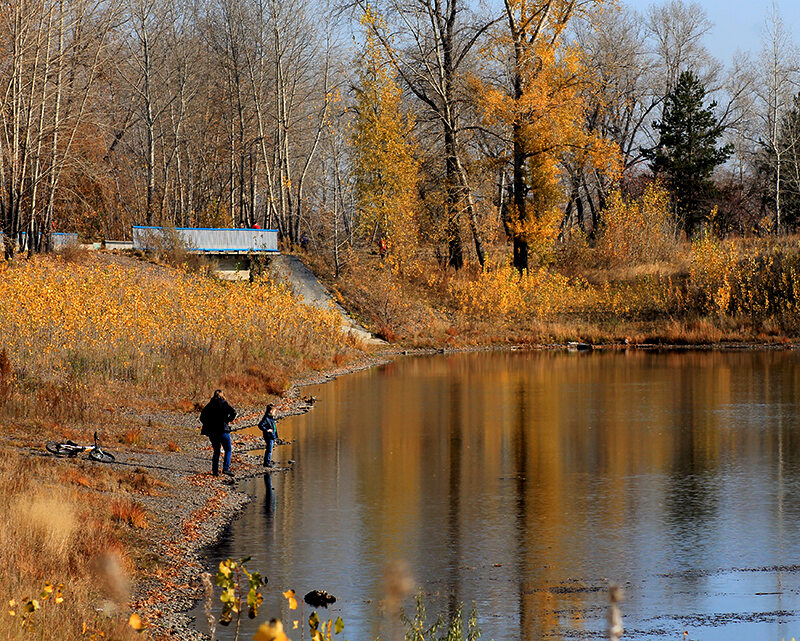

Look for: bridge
[132,225,279,254]
[1,231,79,251]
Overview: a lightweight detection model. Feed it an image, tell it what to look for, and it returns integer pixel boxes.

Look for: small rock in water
[567,342,592,352]
[304,590,336,608]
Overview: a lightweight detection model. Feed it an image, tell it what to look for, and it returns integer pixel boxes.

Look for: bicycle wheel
[46,442,80,457]
[88,448,115,463]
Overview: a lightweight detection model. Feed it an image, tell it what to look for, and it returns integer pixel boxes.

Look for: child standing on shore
[258,404,278,467]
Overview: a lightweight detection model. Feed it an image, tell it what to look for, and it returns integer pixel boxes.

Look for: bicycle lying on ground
[45,432,115,463]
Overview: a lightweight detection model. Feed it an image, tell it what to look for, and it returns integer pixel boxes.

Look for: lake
[196,350,800,641]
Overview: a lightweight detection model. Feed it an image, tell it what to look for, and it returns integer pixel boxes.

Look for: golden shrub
[448,258,584,320]
[597,182,678,267]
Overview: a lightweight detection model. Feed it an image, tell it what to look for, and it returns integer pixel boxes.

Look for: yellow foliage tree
[479,0,621,271]
[352,9,421,271]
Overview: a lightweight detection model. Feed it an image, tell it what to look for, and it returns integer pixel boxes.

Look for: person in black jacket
[199,389,237,477]
[258,403,278,467]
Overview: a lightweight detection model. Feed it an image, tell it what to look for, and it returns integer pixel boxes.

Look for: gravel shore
[126,355,393,640]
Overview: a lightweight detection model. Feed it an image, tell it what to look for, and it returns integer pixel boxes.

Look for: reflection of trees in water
[512,380,534,640]
[666,378,720,534]
[446,379,463,623]
[665,471,719,530]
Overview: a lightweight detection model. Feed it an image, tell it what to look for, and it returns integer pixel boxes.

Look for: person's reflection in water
[263,473,276,525]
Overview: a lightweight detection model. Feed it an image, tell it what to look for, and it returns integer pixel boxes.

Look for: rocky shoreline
[129,353,394,640]
[128,340,800,639]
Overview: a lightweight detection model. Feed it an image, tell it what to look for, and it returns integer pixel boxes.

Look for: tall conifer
[645,70,732,234]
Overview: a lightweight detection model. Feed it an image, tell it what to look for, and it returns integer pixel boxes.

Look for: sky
[623,0,800,62]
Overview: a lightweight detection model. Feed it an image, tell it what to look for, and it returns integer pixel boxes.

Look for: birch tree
[0,0,120,257]
[207,0,335,242]
[754,3,798,232]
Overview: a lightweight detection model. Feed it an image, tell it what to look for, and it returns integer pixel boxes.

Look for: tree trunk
[512,120,528,272]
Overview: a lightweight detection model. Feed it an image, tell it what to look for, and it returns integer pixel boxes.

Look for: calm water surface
[197,350,800,641]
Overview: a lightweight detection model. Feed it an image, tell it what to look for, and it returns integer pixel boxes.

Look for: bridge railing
[132,226,279,254]
[1,231,79,251]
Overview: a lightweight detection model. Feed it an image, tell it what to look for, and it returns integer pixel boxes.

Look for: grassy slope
[0,251,370,641]
[308,237,800,348]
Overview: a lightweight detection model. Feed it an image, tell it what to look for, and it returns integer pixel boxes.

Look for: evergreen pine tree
[645,70,732,234]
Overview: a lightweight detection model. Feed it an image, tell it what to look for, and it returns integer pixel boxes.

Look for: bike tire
[88,448,115,463]
[46,442,79,457]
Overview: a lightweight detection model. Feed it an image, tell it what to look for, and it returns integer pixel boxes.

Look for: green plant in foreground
[216,557,265,639]
[400,592,481,641]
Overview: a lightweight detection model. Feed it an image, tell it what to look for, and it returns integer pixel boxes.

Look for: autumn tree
[480,0,619,272]
[0,0,121,257]
[352,10,420,270]
[645,70,732,234]
[353,0,492,269]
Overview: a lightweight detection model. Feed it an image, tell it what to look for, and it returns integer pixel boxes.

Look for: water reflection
[198,350,800,641]
[263,474,275,524]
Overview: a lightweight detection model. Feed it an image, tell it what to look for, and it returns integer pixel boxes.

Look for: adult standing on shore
[258,403,278,467]
[200,389,237,477]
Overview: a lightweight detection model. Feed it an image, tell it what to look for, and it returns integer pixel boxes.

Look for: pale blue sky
[623,0,800,62]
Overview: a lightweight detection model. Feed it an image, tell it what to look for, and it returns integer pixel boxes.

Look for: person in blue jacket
[258,403,278,467]
[199,389,237,477]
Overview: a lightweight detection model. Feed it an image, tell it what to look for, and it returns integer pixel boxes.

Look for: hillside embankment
[305,235,800,348]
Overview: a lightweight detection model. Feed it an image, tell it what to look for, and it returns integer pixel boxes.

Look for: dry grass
[313,235,800,346]
[0,253,363,425]
[110,499,149,529]
[222,363,290,396]
[580,260,686,286]
[0,452,142,641]
[116,469,164,495]
[57,242,92,264]
[122,428,142,446]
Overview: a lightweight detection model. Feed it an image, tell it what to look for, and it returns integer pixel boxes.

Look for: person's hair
[213,389,224,399]
[265,403,274,412]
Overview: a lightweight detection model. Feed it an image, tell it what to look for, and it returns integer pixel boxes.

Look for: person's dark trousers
[210,436,221,475]
[209,433,232,475]
[263,435,274,466]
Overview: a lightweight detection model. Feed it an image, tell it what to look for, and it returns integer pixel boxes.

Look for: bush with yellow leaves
[686,234,800,330]
[687,232,737,316]
[448,258,585,321]
[596,181,678,268]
